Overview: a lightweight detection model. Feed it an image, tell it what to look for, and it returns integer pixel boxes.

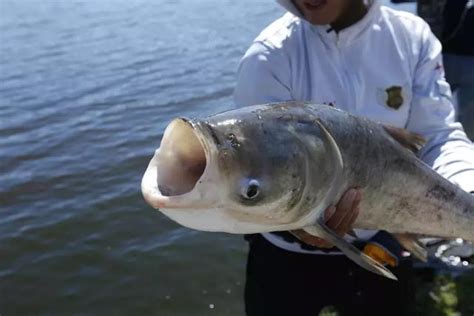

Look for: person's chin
[305,14,333,26]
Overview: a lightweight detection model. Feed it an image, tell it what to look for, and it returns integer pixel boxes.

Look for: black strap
[245,230,404,258]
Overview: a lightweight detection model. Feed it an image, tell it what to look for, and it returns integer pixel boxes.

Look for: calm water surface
[0,1,414,315]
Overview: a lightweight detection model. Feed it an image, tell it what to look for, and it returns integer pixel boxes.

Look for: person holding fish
[233,0,474,315]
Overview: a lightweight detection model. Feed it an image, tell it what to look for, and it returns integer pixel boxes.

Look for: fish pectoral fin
[303,221,398,281]
[382,125,426,153]
[393,233,428,262]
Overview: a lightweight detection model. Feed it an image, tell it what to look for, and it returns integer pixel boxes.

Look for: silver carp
[141,102,474,280]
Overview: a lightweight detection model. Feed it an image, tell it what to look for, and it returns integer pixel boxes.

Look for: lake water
[1,1,417,315]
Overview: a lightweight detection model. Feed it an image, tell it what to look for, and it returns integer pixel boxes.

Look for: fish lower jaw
[141,169,214,209]
[141,164,169,209]
[141,151,192,209]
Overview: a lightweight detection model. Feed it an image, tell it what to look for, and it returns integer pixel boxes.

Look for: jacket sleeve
[233,41,293,107]
[407,21,474,193]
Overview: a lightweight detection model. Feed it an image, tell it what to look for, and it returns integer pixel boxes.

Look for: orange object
[363,243,398,268]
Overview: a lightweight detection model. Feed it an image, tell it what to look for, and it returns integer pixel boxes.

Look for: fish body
[141,102,474,279]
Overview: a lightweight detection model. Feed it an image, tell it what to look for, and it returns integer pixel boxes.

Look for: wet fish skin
[144,101,474,238]
[194,102,473,238]
[142,102,474,279]
[309,103,473,240]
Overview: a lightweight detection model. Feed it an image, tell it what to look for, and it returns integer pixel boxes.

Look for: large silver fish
[141,102,474,280]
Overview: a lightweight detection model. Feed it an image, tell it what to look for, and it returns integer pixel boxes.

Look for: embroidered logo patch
[385,86,404,110]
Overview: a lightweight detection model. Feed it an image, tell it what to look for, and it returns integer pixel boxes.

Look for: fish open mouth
[142,117,218,209]
[156,118,207,196]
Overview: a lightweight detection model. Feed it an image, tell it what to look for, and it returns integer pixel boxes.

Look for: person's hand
[290,188,362,248]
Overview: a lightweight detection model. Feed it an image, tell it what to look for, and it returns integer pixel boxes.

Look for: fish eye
[242,179,260,200]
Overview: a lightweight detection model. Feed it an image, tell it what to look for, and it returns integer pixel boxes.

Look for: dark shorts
[244,234,416,316]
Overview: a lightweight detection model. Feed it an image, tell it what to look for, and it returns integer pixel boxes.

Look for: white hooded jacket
[234,0,474,253]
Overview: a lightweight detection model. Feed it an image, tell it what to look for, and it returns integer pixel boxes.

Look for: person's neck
[331,1,368,33]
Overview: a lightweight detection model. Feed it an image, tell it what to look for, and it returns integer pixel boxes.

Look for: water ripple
[0,0,283,314]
